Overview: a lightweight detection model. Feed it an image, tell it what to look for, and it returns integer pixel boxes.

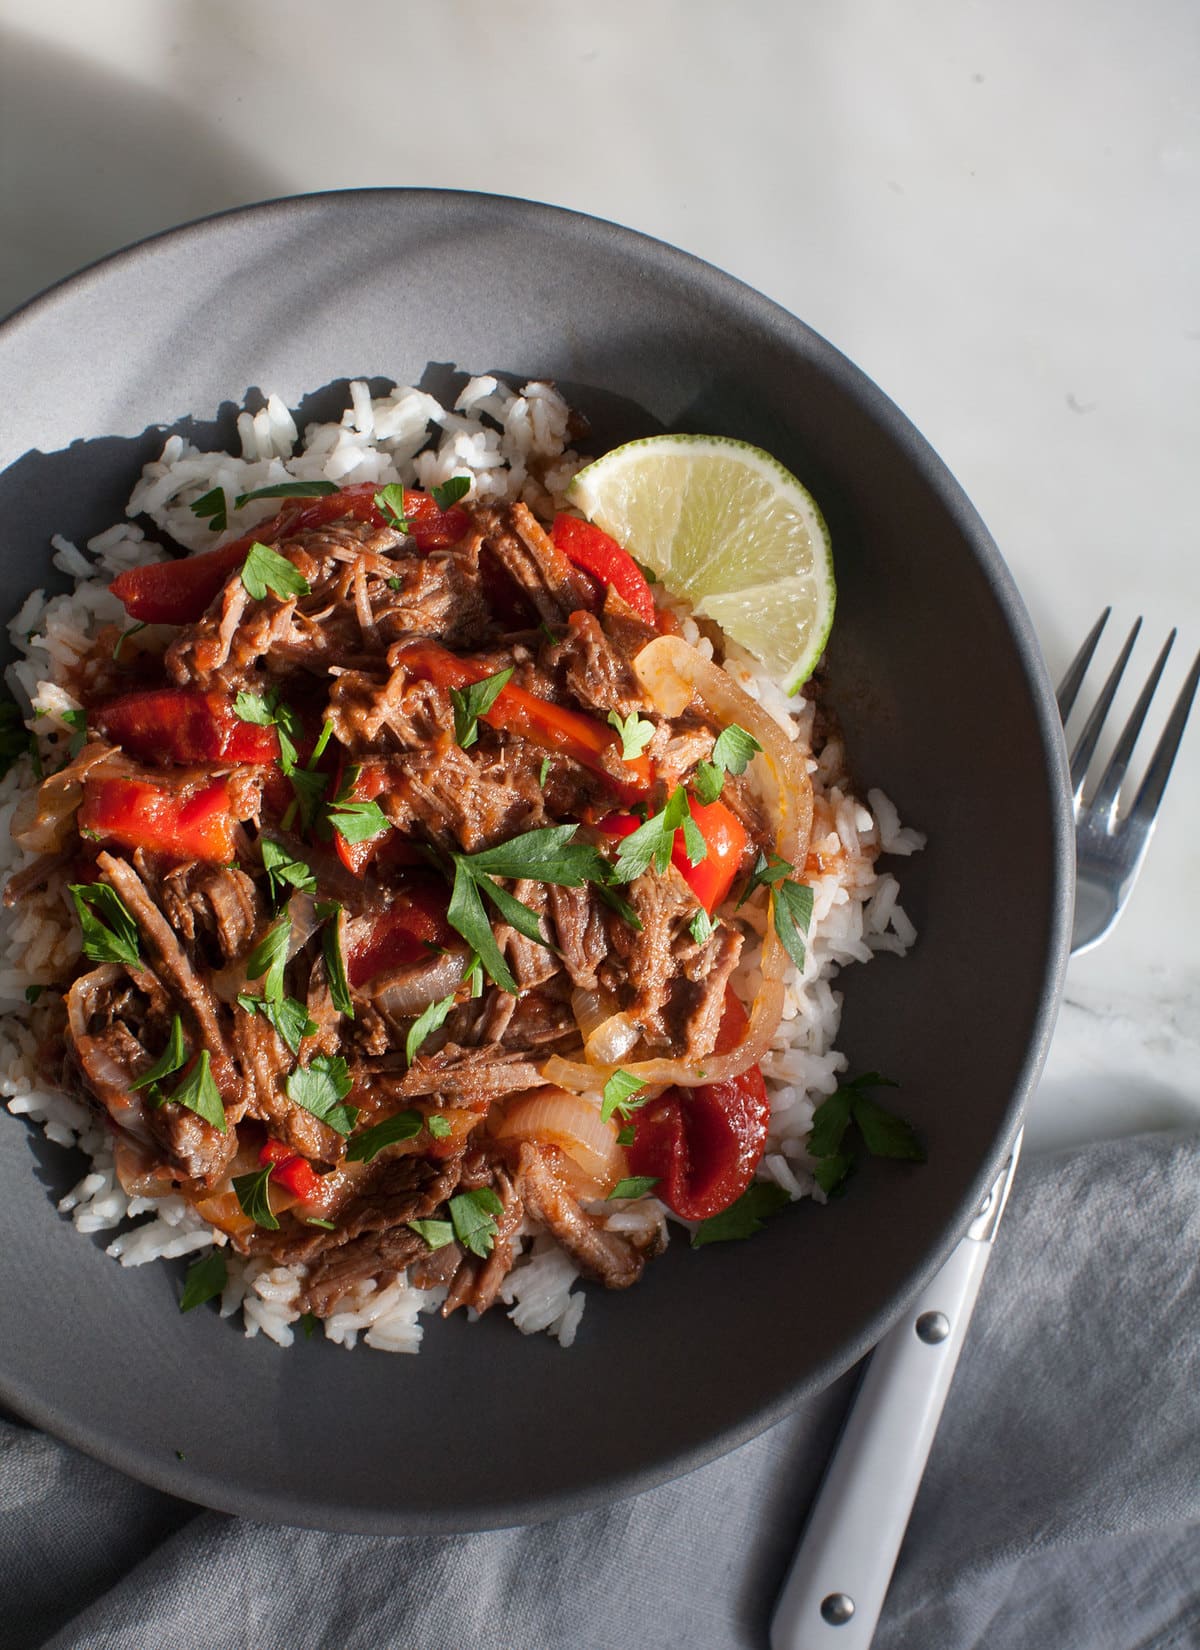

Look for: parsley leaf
[69,883,140,969]
[234,688,304,772]
[240,542,311,602]
[160,1050,226,1133]
[24,985,43,1004]
[131,1014,188,1091]
[406,992,456,1064]
[233,1164,279,1229]
[451,668,513,750]
[737,849,792,907]
[286,1053,358,1136]
[179,1248,228,1311]
[374,484,410,532]
[447,866,517,994]
[427,1113,451,1139]
[233,480,339,508]
[538,756,551,787]
[408,1217,455,1249]
[610,788,702,883]
[431,475,470,509]
[600,1069,647,1125]
[807,1074,923,1197]
[692,760,725,805]
[237,991,317,1056]
[285,765,330,832]
[260,839,316,902]
[245,919,291,1003]
[711,723,762,775]
[326,798,391,845]
[449,1187,504,1258]
[691,1182,791,1247]
[319,903,354,1019]
[345,1109,424,1164]
[689,907,714,945]
[592,880,643,931]
[615,1124,636,1147]
[60,708,87,760]
[607,709,655,762]
[772,878,815,970]
[457,823,608,888]
[189,486,228,533]
[607,1176,659,1201]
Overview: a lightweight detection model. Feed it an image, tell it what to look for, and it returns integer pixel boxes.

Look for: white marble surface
[1,0,1196,1152]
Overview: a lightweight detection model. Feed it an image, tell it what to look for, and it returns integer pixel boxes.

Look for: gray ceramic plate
[0,190,1072,1533]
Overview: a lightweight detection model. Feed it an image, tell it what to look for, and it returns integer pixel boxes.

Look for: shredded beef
[473,502,598,622]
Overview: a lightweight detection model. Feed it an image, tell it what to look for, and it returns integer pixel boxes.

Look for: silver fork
[1058,609,1200,955]
[771,612,1199,1650]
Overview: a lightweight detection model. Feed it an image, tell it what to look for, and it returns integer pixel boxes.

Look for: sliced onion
[570,986,614,1038]
[373,949,467,1019]
[585,1011,641,1066]
[12,742,117,853]
[544,635,814,1094]
[493,1086,626,1194]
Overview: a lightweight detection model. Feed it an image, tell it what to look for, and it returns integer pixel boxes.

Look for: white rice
[0,376,924,1353]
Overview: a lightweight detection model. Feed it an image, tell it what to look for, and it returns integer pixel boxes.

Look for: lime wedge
[567,435,835,692]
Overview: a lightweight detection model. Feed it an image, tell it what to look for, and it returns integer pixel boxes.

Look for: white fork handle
[770,1234,992,1650]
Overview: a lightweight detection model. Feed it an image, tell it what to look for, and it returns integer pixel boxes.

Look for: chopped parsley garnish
[592,881,643,931]
[431,475,470,509]
[237,991,317,1057]
[689,907,714,945]
[285,1053,358,1136]
[112,621,147,662]
[538,756,551,787]
[239,541,311,602]
[445,825,608,993]
[301,1310,319,1337]
[179,1248,228,1312]
[259,839,316,902]
[326,797,391,845]
[24,985,43,1004]
[160,1050,227,1133]
[451,668,513,751]
[427,1113,451,1139]
[607,708,655,762]
[131,1014,188,1091]
[233,1164,278,1229]
[691,1182,791,1247]
[60,708,88,760]
[374,484,410,533]
[406,992,457,1064]
[772,878,815,971]
[285,765,330,832]
[69,883,141,970]
[233,480,339,508]
[692,761,725,805]
[807,1073,924,1197]
[711,723,762,775]
[304,1219,336,1232]
[615,1124,636,1147]
[318,903,354,1019]
[234,687,304,773]
[449,1186,504,1258]
[387,576,405,592]
[600,1068,647,1125]
[345,1109,424,1164]
[737,849,793,908]
[607,1176,659,1201]
[408,1217,455,1249]
[189,485,228,533]
[245,919,291,1003]
[610,787,705,883]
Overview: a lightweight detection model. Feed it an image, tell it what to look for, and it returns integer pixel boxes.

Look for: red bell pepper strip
[94,689,279,765]
[110,487,471,625]
[598,793,748,913]
[347,882,455,988]
[79,775,239,864]
[258,1138,322,1201]
[551,514,656,626]
[626,991,769,1220]
[396,640,652,800]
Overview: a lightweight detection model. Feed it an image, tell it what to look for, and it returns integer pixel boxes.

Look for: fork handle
[770,1234,992,1650]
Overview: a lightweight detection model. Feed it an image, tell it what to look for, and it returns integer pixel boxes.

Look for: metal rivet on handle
[820,1594,856,1625]
[916,1311,950,1344]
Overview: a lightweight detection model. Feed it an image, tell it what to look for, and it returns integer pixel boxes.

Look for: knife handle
[770,1233,992,1650]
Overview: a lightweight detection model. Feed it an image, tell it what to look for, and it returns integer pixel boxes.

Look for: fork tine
[1089,630,1176,820]
[1056,607,1111,722]
[1126,645,1200,829]
[1067,616,1141,797]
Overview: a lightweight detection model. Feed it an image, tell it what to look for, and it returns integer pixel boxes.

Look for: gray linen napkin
[3,1130,1198,1650]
